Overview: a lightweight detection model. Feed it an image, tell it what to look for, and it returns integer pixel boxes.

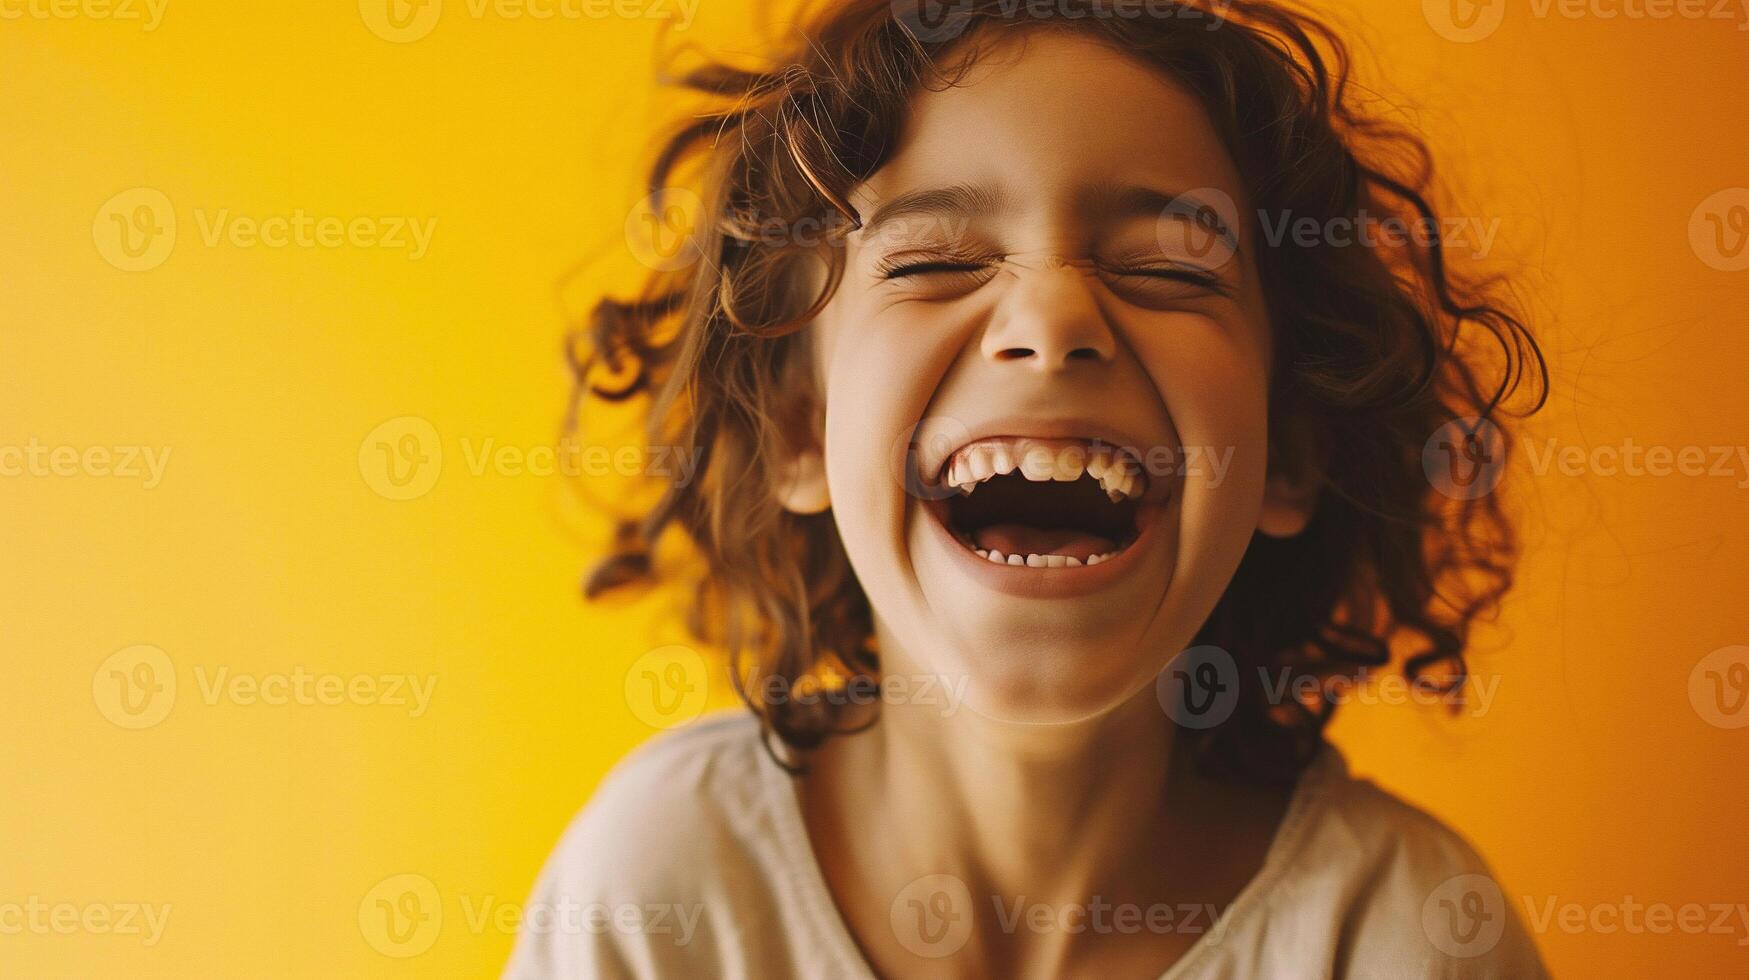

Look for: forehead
[852,29,1246,221]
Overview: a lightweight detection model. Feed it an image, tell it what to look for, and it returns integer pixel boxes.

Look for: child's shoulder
[1247,745,1547,976]
[539,710,776,894]
[505,711,846,978]
[585,709,772,818]
[1296,745,1499,876]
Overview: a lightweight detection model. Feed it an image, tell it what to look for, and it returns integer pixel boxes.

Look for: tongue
[972,524,1117,561]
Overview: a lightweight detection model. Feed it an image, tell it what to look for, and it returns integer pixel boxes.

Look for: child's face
[800,30,1296,724]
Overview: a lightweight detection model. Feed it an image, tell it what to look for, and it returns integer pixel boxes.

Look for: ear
[770,358,829,515]
[1257,468,1317,538]
[770,297,831,516]
[1257,412,1320,538]
[774,444,831,515]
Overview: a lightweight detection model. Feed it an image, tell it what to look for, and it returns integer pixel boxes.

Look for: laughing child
[510,1,1549,976]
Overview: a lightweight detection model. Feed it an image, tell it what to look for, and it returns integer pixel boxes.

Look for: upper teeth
[943,439,1144,501]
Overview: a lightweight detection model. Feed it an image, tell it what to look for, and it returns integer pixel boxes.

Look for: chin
[896,446,1186,727]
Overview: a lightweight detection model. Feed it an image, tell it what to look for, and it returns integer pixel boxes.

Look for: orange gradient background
[4,1,1747,975]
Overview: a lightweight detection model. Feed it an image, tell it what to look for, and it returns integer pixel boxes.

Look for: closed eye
[881,260,990,279]
[1101,263,1231,296]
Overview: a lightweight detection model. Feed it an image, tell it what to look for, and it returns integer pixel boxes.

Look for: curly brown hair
[569,0,1547,782]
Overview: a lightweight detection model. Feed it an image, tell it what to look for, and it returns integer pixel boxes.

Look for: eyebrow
[856,182,1009,240]
[1075,180,1192,222]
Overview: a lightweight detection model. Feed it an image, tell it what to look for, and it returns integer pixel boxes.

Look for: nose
[980,261,1116,370]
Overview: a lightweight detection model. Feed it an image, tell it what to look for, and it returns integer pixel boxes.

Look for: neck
[863,679,1179,901]
[799,627,1293,976]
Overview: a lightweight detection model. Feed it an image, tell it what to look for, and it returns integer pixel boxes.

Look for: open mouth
[927,437,1151,569]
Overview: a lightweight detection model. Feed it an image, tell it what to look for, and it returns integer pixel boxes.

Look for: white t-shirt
[506,712,1546,978]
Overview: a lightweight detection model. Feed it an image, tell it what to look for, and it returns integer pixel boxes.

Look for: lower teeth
[971,546,1120,568]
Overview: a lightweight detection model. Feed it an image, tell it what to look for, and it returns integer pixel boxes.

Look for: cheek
[1126,314,1272,569]
[816,300,977,585]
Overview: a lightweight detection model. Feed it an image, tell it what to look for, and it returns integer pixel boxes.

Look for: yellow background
[4,0,1748,975]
